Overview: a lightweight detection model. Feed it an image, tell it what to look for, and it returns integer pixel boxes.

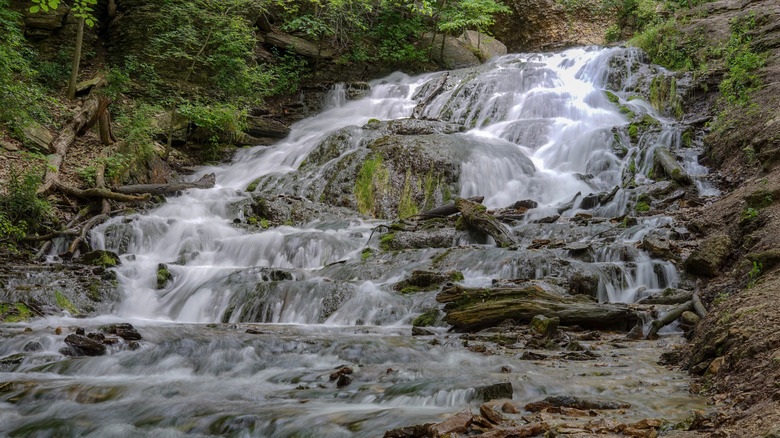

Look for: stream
[0,46,714,437]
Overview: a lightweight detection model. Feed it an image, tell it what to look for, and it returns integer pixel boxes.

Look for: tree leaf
[29,5,40,13]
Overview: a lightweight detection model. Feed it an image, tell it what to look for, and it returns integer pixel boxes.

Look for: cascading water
[0,46,715,436]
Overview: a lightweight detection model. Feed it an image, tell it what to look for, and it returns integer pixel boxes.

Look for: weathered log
[455,197,515,247]
[654,147,692,185]
[437,284,639,332]
[39,96,101,194]
[114,173,216,196]
[55,183,151,203]
[418,196,484,219]
[646,300,693,338]
[34,209,88,260]
[412,72,449,119]
[66,213,113,256]
[692,292,707,318]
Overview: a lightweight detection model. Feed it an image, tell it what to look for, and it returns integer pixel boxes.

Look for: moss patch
[413,308,440,327]
[354,155,390,218]
[0,302,33,323]
[54,290,78,314]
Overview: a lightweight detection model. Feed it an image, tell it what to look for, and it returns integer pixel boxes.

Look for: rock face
[64,334,107,356]
[683,234,732,277]
[491,0,609,52]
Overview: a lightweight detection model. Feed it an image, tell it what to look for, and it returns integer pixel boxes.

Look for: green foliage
[413,307,440,327]
[33,47,71,92]
[438,0,512,35]
[0,154,53,236]
[78,153,133,187]
[71,0,98,27]
[747,260,762,288]
[0,302,33,322]
[369,8,428,64]
[719,12,765,107]
[269,50,309,95]
[635,201,650,212]
[629,19,704,70]
[0,1,55,136]
[0,213,27,252]
[398,170,418,219]
[354,155,389,217]
[29,0,60,13]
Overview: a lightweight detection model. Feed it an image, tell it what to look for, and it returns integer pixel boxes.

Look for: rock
[1,139,19,151]
[525,395,630,411]
[330,366,353,381]
[580,193,600,209]
[474,423,546,438]
[346,82,371,100]
[529,314,559,337]
[336,374,352,388]
[101,323,142,341]
[63,334,107,356]
[80,250,121,268]
[480,403,508,424]
[638,288,693,305]
[586,417,624,433]
[75,76,104,94]
[23,341,42,352]
[629,418,663,429]
[423,33,481,68]
[501,401,520,413]
[22,122,53,152]
[533,215,559,224]
[513,200,538,209]
[461,30,507,60]
[428,409,473,436]
[261,32,333,58]
[244,116,289,139]
[641,235,675,260]
[156,264,172,289]
[625,324,644,340]
[151,111,189,144]
[704,356,725,378]
[383,424,433,438]
[394,270,463,293]
[681,311,701,326]
[683,235,732,277]
[475,382,513,402]
[411,327,435,336]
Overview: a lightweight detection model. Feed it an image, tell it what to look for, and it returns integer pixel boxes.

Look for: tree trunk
[67,17,85,100]
[646,301,693,338]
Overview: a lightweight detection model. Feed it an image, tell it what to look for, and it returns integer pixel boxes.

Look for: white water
[2,45,717,437]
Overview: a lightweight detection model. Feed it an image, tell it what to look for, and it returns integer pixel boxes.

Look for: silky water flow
[0,46,715,437]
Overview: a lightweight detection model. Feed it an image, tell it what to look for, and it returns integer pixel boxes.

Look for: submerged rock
[474,382,513,402]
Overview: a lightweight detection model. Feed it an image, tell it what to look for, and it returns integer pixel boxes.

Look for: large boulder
[461,30,507,60]
[422,33,481,69]
[683,235,732,277]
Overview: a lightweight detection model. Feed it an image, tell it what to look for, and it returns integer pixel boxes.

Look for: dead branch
[113,173,216,196]
[412,72,449,119]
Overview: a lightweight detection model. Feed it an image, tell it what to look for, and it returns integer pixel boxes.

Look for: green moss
[423,172,440,212]
[474,204,487,213]
[628,124,638,139]
[681,131,693,147]
[745,189,774,210]
[455,216,467,231]
[54,291,78,314]
[260,218,269,228]
[247,217,258,225]
[246,178,261,192]
[431,248,453,268]
[412,308,440,327]
[87,252,118,268]
[449,271,464,282]
[88,282,100,301]
[635,201,650,212]
[400,286,426,294]
[605,91,620,104]
[0,302,33,323]
[361,247,373,260]
[619,105,635,119]
[157,267,172,289]
[398,170,418,219]
[354,155,390,218]
[379,232,396,251]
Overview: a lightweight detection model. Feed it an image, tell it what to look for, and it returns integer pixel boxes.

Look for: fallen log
[455,197,516,247]
[67,213,109,256]
[39,96,100,194]
[692,292,707,318]
[418,196,484,219]
[114,173,216,196]
[412,72,449,119]
[646,300,693,338]
[55,183,151,203]
[437,284,639,332]
[654,147,692,185]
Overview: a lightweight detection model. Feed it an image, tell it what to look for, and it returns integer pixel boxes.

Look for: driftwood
[34,209,88,260]
[654,148,692,185]
[437,284,639,332]
[455,197,516,247]
[692,292,707,318]
[114,173,216,196]
[646,301,693,338]
[418,196,484,219]
[412,72,449,119]
[67,213,109,256]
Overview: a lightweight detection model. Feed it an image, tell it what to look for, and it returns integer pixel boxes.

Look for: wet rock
[475,423,546,438]
[625,324,644,340]
[156,264,172,289]
[629,418,664,429]
[412,308,440,327]
[411,327,435,336]
[586,417,624,433]
[529,314,559,338]
[580,193,600,209]
[683,235,732,277]
[394,270,464,294]
[75,327,85,335]
[101,323,142,341]
[63,334,107,356]
[501,401,520,413]
[475,382,513,402]
[513,200,538,209]
[383,424,433,438]
[80,250,121,268]
[0,353,25,371]
[638,288,692,305]
[244,116,289,139]
[429,409,474,436]
[533,215,560,224]
[519,351,548,360]
[525,395,630,411]
[641,235,676,260]
[568,271,600,297]
[336,374,352,388]
[23,341,42,352]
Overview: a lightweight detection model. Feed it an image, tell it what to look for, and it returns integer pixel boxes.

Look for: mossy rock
[529,314,559,337]
[413,308,440,327]
[81,250,121,268]
[683,235,732,277]
[156,264,173,289]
